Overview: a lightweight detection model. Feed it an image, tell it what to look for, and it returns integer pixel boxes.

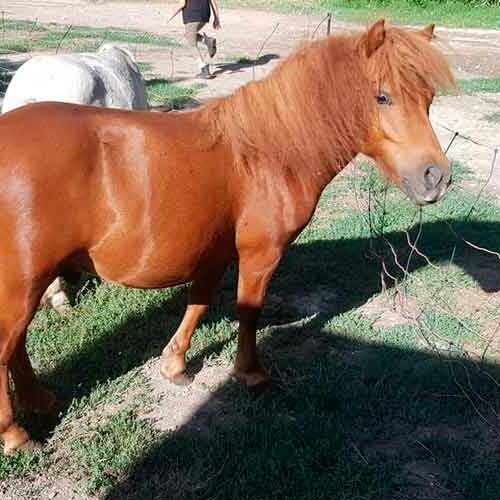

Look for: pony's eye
[376,93,392,105]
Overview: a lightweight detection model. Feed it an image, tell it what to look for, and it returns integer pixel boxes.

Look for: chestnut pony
[0,20,454,453]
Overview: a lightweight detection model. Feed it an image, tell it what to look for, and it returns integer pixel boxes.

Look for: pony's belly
[89,243,200,289]
[113,270,194,289]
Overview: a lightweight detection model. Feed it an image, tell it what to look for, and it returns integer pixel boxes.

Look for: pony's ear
[419,23,436,41]
[364,19,386,58]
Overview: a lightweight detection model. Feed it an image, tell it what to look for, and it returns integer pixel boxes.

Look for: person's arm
[168,0,186,23]
[209,0,221,29]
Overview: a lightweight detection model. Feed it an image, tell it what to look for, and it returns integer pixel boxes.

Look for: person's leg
[201,32,217,58]
[185,22,213,78]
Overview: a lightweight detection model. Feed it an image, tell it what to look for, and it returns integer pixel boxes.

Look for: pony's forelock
[366,25,456,100]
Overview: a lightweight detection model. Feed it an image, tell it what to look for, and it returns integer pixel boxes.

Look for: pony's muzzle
[403,164,451,206]
[423,165,443,191]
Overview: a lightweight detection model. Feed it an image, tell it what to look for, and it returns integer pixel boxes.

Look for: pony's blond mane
[200,22,455,174]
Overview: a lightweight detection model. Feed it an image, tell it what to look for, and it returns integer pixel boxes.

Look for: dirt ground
[1,2,499,498]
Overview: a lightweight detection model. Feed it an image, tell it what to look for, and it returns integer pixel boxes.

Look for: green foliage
[136,61,153,74]
[0,448,45,481]
[146,79,205,108]
[0,40,30,54]
[483,111,500,123]
[458,76,500,95]
[1,19,47,32]
[71,411,156,494]
[222,0,500,28]
[37,25,178,48]
[0,21,178,54]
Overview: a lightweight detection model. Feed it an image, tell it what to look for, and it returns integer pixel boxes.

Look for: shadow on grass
[0,58,25,96]
[102,328,500,500]
[213,53,280,76]
[98,216,500,499]
[145,78,202,111]
[24,218,500,456]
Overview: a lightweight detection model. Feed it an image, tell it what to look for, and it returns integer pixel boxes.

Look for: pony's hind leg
[0,365,29,454]
[160,264,227,385]
[10,334,58,414]
[0,286,45,453]
[39,277,70,314]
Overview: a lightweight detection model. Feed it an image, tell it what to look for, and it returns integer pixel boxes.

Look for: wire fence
[346,121,500,431]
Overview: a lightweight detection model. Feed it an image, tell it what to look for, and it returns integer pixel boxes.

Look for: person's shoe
[197,64,215,79]
[203,33,217,58]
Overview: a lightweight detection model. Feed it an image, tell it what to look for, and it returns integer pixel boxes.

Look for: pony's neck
[203,33,372,185]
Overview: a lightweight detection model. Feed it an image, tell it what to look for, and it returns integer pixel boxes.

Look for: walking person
[169,0,221,79]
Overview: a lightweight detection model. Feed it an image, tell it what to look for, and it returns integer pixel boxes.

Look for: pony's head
[202,19,455,202]
[358,19,455,205]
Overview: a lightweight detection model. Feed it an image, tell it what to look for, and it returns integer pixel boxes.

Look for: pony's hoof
[160,352,189,384]
[248,380,271,398]
[2,424,31,455]
[51,294,71,315]
[160,356,192,385]
[40,278,71,314]
[160,367,193,386]
[169,372,194,386]
[6,439,42,455]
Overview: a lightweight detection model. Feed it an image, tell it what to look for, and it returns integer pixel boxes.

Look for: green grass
[36,25,178,49]
[0,40,30,54]
[0,20,178,54]
[146,79,205,108]
[0,153,499,496]
[0,447,45,481]
[136,61,153,74]
[458,76,500,94]
[222,0,500,29]
[71,411,157,495]
[1,19,47,32]
[235,55,253,64]
[483,111,500,122]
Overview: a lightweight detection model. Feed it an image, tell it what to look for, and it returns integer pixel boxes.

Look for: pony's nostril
[424,165,443,189]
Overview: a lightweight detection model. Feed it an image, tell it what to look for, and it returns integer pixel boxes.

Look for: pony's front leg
[160,303,208,385]
[234,247,282,387]
[160,264,227,385]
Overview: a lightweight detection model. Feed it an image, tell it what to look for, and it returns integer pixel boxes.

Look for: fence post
[326,12,332,36]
